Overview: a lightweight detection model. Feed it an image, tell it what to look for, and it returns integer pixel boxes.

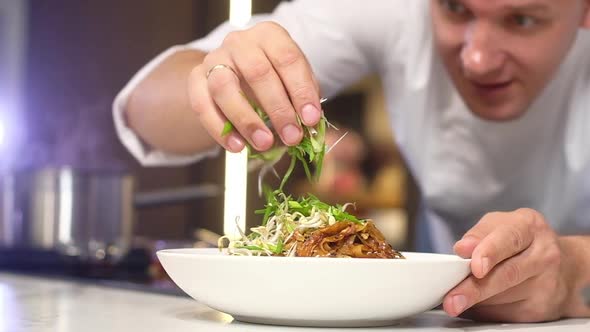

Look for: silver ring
[206,64,238,79]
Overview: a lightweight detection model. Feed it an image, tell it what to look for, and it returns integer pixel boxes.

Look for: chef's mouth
[471,80,514,90]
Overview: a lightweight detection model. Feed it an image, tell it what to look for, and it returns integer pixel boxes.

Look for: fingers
[188,65,246,153]
[447,209,575,323]
[203,50,274,151]
[443,250,541,317]
[258,23,322,126]
[453,212,502,258]
[453,236,480,259]
[471,223,535,279]
[190,22,322,152]
[454,209,538,278]
[460,288,564,323]
[459,301,536,323]
[226,31,303,146]
[473,209,542,279]
[476,276,537,306]
[475,235,565,308]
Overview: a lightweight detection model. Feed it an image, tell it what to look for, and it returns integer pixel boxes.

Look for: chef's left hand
[443,208,589,322]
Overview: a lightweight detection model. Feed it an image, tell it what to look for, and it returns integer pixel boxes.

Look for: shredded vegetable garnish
[219,97,404,259]
[217,189,404,258]
[217,190,347,256]
[222,96,335,193]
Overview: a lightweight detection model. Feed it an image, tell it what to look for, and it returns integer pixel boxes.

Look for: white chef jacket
[113,0,590,253]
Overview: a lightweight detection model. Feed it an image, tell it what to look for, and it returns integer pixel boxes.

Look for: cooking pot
[0,167,221,263]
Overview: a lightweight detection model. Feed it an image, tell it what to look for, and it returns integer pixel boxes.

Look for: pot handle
[134,184,221,208]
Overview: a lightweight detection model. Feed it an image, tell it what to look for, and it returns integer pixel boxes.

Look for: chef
[113,0,590,322]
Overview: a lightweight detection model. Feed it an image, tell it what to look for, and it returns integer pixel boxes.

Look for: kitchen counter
[1,273,589,332]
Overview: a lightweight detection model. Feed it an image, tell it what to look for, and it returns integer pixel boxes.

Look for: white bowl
[157,248,471,327]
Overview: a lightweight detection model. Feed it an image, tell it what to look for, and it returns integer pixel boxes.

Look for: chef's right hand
[188,21,323,153]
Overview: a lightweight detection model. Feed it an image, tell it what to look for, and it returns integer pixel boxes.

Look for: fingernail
[227,134,245,152]
[252,129,272,150]
[282,124,302,145]
[301,104,320,125]
[453,295,467,315]
[481,257,490,276]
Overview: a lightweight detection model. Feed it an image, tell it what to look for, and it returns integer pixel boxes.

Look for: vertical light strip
[229,0,252,28]
[223,150,248,238]
[0,0,28,167]
[224,0,252,238]
[58,169,74,245]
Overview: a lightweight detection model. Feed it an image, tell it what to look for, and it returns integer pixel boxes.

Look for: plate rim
[157,248,471,264]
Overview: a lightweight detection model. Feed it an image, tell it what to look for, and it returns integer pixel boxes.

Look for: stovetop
[0,247,186,296]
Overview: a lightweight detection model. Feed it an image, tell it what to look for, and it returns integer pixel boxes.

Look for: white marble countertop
[1,273,589,332]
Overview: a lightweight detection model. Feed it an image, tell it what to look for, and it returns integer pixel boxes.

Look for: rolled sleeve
[112,46,220,167]
[112,15,271,166]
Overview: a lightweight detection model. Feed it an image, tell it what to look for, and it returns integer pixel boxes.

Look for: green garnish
[257,190,364,226]
[221,98,330,190]
[221,121,234,137]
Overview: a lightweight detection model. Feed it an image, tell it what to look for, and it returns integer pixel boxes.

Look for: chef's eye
[511,14,538,29]
[440,0,469,15]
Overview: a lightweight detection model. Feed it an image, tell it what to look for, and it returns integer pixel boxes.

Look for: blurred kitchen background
[0,0,419,292]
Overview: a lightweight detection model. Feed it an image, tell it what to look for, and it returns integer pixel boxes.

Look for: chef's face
[431,0,590,121]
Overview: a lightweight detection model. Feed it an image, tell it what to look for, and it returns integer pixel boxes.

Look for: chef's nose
[461,22,506,79]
